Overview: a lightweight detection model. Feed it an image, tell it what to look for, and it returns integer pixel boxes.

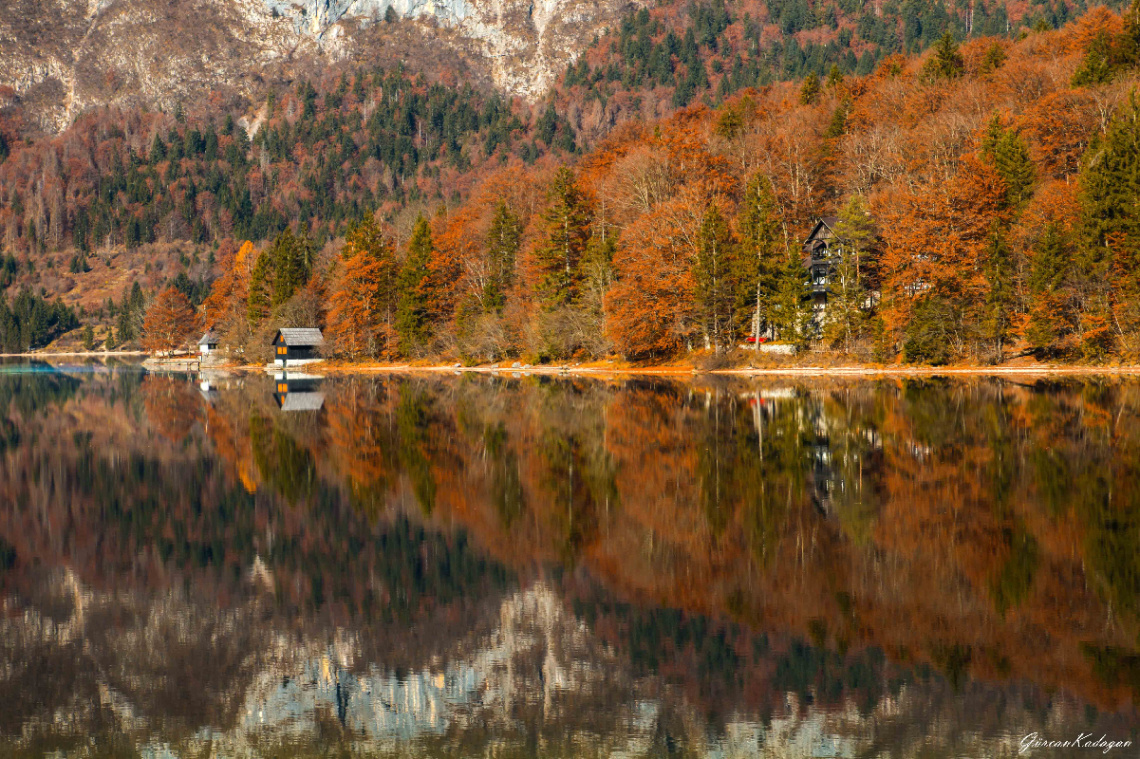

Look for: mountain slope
[0,0,634,134]
[550,0,1114,141]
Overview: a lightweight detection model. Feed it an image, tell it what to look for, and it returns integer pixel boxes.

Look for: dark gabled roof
[804,217,841,247]
[199,330,218,345]
[275,328,324,347]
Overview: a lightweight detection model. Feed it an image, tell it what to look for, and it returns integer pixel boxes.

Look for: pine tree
[924,32,964,80]
[979,42,1007,76]
[695,203,738,352]
[247,249,272,325]
[579,232,616,317]
[484,201,520,312]
[268,228,314,306]
[735,173,782,342]
[82,323,96,351]
[1027,224,1071,352]
[533,167,591,307]
[799,73,821,105]
[1123,0,1140,63]
[770,246,810,347]
[1082,93,1140,352]
[981,229,1015,361]
[1071,32,1118,87]
[903,296,955,364]
[823,99,849,139]
[825,63,844,90]
[981,113,1004,157]
[128,281,145,318]
[827,195,878,352]
[981,115,1036,208]
[996,134,1035,209]
[396,216,434,355]
[116,308,135,344]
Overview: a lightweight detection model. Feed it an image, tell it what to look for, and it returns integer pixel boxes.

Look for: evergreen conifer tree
[826,63,844,89]
[924,32,964,80]
[247,250,272,325]
[1072,32,1118,86]
[799,72,821,104]
[827,195,878,352]
[771,247,810,347]
[484,201,521,312]
[695,204,738,352]
[982,229,1015,361]
[982,115,1037,209]
[1027,224,1071,351]
[1082,93,1140,351]
[735,173,783,342]
[268,228,314,306]
[396,216,435,355]
[534,167,591,307]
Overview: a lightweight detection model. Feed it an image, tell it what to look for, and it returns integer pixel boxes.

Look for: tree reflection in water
[0,363,1137,756]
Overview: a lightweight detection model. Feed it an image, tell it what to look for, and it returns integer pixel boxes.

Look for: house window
[813,266,828,286]
[277,346,287,355]
[277,383,288,393]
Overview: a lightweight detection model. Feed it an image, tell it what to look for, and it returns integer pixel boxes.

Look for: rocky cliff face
[0,0,632,133]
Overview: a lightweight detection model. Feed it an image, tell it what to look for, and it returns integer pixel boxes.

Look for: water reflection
[270,372,325,413]
[0,362,1138,756]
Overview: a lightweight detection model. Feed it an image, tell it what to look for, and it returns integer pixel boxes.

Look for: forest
[0,1,1137,363]
[0,0,1104,262]
[165,3,1140,365]
[0,290,77,353]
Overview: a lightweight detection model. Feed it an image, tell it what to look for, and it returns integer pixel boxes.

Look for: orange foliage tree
[606,197,699,358]
[142,286,196,354]
[325,216,399,359]
[877,149,1007,359]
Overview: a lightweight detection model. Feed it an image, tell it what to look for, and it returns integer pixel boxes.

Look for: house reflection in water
[744,385,883,518]
[199,378,219,403]
[273,372,325,412]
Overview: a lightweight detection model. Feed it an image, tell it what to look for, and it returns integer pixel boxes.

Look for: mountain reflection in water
[0,361,1138,757]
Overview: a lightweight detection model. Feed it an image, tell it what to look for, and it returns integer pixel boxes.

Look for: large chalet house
[799,216,880,335]
[802,216,842,323]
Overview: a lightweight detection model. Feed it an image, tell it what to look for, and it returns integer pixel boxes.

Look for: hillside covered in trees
[552,0,1105,140]
[0,1,1137,363]
[180,3,1140,365]
[0,0,1115,265]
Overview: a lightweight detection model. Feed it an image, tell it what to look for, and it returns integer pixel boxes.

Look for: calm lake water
[1,360,1138,757]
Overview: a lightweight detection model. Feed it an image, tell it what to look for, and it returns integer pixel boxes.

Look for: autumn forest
[3,0,1140,364]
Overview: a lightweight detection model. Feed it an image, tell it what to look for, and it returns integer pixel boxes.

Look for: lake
[1,361,1138,757]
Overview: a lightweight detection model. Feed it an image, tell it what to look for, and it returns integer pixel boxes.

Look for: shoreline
[14,352,1140,377]
[318,364,1140,378]
[0,350,147,358]
[147,360,1140,378]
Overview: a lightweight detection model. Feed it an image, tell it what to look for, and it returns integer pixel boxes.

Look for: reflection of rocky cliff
[2,567,1131,757]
